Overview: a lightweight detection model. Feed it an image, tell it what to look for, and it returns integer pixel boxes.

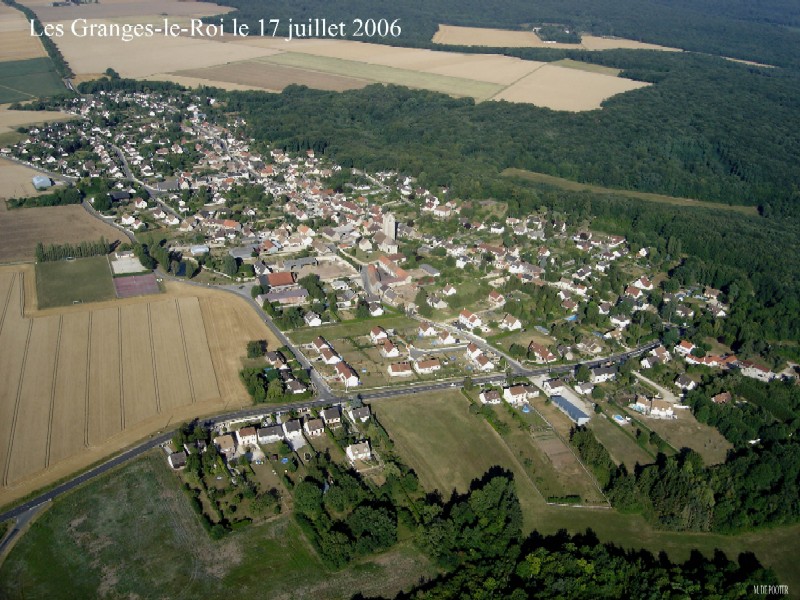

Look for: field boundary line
[118,307,125,430]
[0,272,17,334]
[147,303,162,413]
[197,298,221,399]
[175,298,196,403]
[45,315,63,468]
[489,61,547,100]
[4,319,32,486]
[84,312,92,448]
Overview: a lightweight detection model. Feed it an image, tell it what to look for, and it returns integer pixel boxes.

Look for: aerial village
[4,87,793,517]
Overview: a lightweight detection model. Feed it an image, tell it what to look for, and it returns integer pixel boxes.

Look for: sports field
[0,265,275,508]
[0,202,124,263]
[113,273,160,299]
[35,256,116,309]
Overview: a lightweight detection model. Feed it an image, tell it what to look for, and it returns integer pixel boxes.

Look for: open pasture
[0,266,272,508]
[373,391,544,525]
[432,24,681,52]
[0,202,123,264]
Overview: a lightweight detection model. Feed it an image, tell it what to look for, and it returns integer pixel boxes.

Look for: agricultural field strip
[174,298,196,404]
[50,311,89,462]
[256,53,505,100]
[8,315,60,485]
[0,273,27,487]
[177,297,219,401]
[44,315,62,467]
[503,168,760,215]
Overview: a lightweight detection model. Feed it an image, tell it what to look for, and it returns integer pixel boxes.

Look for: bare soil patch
[175,60,371,93]
[0,202,123,263]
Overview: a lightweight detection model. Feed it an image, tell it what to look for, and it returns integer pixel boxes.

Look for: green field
[35,256,115,308]
[260,53,504,101]
[0,58,65,103]
[588,413,655,471]
[372,391,800,590]
[289,314,416,344]
[0,452,436,599]
[502,168,759,215]
[373,391,546,523]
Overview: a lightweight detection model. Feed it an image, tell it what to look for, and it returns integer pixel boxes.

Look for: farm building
[551,395,591,426]
[32,175,52,190]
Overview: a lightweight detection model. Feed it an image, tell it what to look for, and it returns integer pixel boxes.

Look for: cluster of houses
[478,383,539,406]
[672,339,776,385]
[312,336,361,388]
[205,404,372,466]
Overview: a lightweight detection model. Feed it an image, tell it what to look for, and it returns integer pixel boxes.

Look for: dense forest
[363,469,778,598]
[208,0,800,69]
[571,422,800,533]
[223,53,800,215]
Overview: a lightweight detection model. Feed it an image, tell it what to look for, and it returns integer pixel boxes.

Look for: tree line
[35,238,110,262]
[571,422,800,533]
[2,0,73,78]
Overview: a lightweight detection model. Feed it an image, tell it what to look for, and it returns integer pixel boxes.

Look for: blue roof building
[551,395,591,426]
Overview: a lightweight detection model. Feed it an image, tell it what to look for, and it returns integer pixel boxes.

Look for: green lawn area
[0,451,436,599]
[290,315,417,344]
[0,58,65,103]
[588,413,655,472]
[35,256,115,309]
[373,391,546,525]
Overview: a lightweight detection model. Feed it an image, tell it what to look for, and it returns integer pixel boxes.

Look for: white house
[304,418,325,437]
[418,322,437,337]
[413,358,441,374]
[304,312,322,327]
[346,441,372,463]
[370,326,388,344]
[459,309,482,329]
[236,426,258,448]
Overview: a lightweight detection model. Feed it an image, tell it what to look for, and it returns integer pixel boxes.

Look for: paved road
[0,338,656,525]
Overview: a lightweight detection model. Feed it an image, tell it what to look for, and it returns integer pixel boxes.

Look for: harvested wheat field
[0,104,76,134]
[0,265,274,508]
[21,0,231,22]
[45,19,276,78]
[492,63,650,111]
[175,60,371,93]
[0,201,123,263]
[0,159,51,201]
[0,4,46,62]
[432,24,681,52]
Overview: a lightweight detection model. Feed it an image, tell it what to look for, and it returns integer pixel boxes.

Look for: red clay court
[114,273,160,298]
